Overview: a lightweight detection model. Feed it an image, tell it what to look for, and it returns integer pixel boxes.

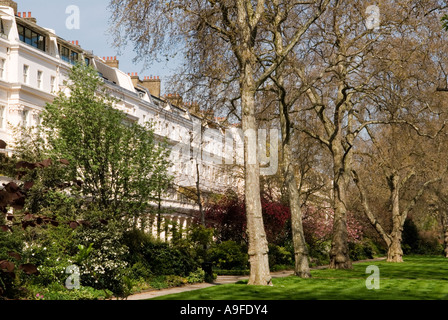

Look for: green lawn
[152,256,448,300]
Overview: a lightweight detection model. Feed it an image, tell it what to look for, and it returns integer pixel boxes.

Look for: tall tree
[41,64,172,225]
[350,0,448,262]
[109,0,330,284]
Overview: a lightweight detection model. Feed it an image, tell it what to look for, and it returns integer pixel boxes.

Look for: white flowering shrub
[74,220,130,295]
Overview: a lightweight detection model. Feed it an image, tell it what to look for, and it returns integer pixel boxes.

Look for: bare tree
[350,1,448,262]
[109,0,330,285]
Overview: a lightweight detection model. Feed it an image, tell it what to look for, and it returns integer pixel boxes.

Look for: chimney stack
[22,11,36,23]
[104,56,119,69]
[141,76,161,98]
[128,73,162,98]
[165,93,183,107]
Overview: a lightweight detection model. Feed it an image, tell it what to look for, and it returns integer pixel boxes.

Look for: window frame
[37,70,43,89]
[16,23,46,52]
[22,109,29,128]
[50,76,56,93]
[23,65,29,84]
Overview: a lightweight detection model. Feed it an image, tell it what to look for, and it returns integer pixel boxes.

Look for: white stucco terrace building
[0,1,244,239]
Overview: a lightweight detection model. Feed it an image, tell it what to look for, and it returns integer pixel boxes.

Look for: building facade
[0,1,243,239]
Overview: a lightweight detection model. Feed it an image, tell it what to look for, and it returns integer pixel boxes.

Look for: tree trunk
[387,174,404,262]
[387,233,404,262]
[241,72,272,286]
[288,166,311,278]
[284,142,310,277]
[329,154,352,269]
[278,84,310,277]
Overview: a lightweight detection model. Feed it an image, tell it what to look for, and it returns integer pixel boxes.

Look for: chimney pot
[18,12,21,17]
[28,12,31,18]
[76,40,79,46]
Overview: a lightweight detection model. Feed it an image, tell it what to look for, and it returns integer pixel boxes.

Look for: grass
[152,256,448,300]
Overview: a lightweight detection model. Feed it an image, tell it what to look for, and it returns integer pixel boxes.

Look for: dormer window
[58,44,80,65]
[17,23,46,51]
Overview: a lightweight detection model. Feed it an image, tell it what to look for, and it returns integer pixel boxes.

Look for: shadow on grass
[152,256,448,300]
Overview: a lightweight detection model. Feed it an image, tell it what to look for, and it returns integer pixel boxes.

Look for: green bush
[0,224,25,299]
[27,282,112,300]
[415,235,444,255]
[268,244,293,270]
[22,224,77,288]
[74,220,129,296]
[129,261,152,280]
[208,241,248,271]
[187,268,205,284]
[402,219,444,256]
[349,240,374,261]
[402,218,420,254]
[123,229,199,277]
[308,240,331,267]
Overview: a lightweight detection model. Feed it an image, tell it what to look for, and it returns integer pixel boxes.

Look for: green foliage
[27,282,112,300]
[40,63,172,224]
[22,224,77,287]
[0,223,25,299]
[74,219,129,296]
[1,64,174,299]
[308,240,331,267]
[348,240,374,261]
[402,218,443,256]
[268,244,294,270]
[123,229,199,277]
[186,224,214,263]
[402,218,420,254]
[186,268,206,284]
[208,241,249,271]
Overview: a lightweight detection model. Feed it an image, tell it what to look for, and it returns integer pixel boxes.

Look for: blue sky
[17,0,180,93]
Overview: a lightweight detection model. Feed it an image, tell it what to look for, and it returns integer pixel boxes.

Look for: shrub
[0,224,25,299]
[74,220,129,296]
[187,268,205,284]
[268,244,293,270]
[208,241,248,271]
[124,229,199,277]
[402,218,444,256]
[27,282,112,300]
[308,240,331,267]
[349,240,374,261]
[402,218,420,254]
